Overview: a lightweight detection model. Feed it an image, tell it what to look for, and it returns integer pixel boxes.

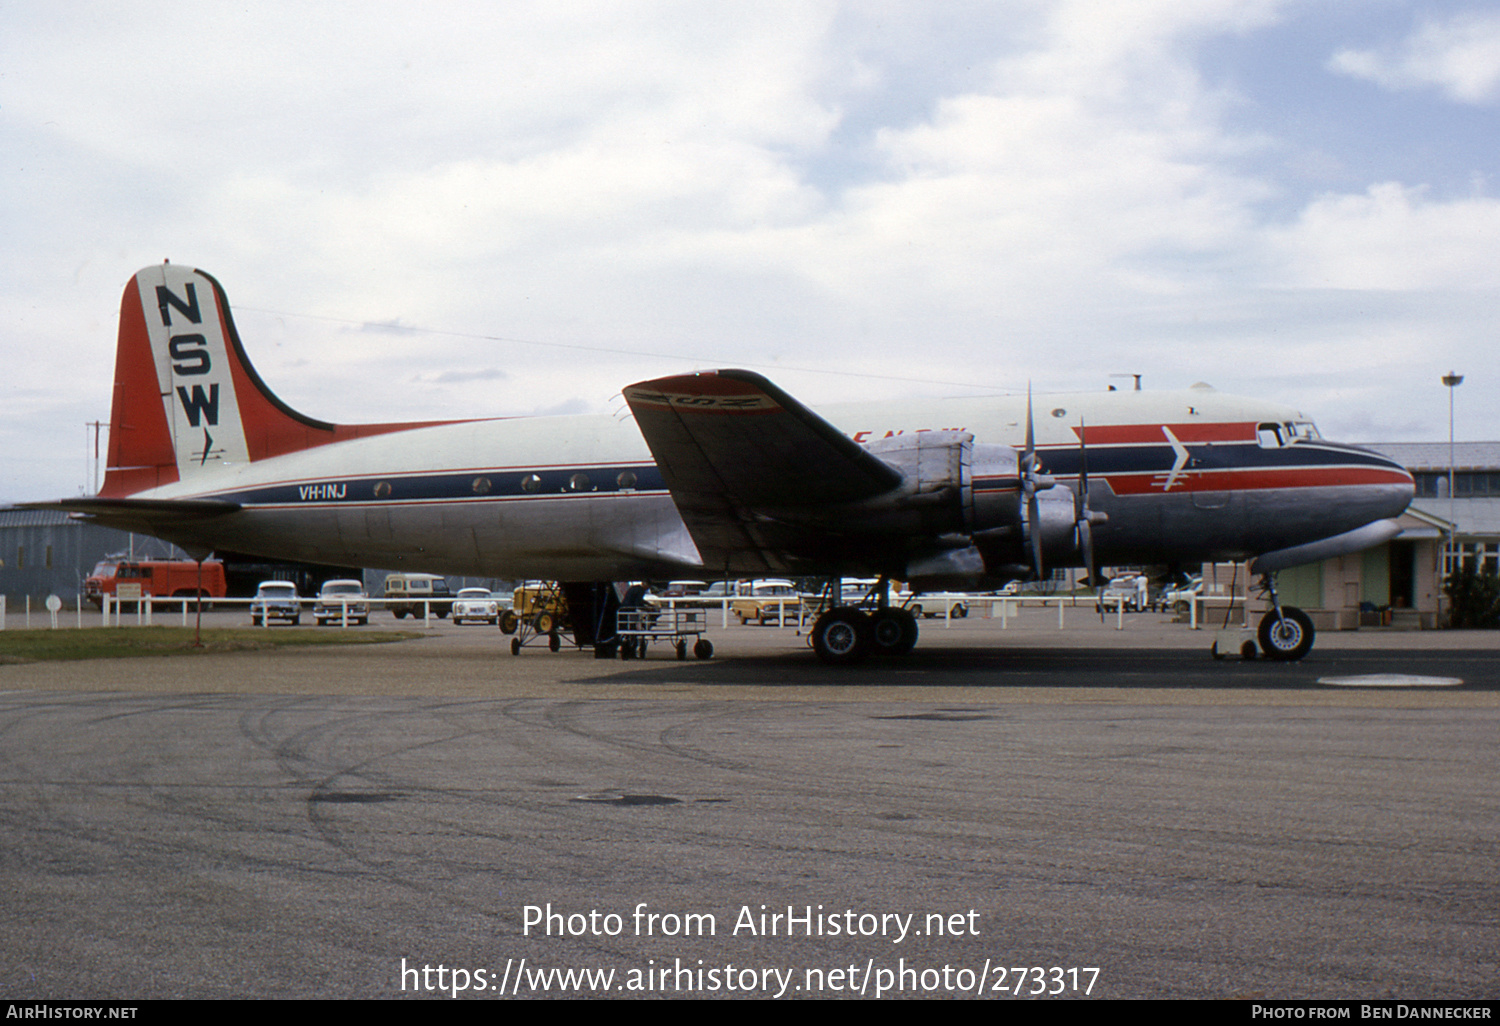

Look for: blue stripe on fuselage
[203,464,668,506]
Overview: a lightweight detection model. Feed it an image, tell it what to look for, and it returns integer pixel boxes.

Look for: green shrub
[1444,563,1500,628]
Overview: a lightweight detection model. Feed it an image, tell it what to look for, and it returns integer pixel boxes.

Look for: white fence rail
[1,590,1247,632]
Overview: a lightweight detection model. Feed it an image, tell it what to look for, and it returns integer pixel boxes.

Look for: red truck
[84,559,227,608]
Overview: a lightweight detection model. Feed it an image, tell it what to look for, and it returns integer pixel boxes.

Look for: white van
[383,573,453,619]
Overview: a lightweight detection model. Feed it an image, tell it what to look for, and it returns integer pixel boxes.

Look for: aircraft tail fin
[100,264,460,497]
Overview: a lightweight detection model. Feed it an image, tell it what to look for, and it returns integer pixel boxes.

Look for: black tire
[510,637,522,656]
[870,608,919,656]
[811,607,871,665]
[1258,607,1315,661]
[393,610,407,620]
[675,640,687,660]
[694,638,713,660]
[548,633,561,653]
[499,610,518,634]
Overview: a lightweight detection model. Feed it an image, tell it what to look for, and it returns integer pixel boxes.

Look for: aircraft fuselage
[121,386,1413,583]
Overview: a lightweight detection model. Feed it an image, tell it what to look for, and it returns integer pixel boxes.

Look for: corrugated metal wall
[0,508,185,609]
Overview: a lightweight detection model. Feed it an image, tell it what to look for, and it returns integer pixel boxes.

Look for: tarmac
[4,604,1499,701]
[1,610,1496,999]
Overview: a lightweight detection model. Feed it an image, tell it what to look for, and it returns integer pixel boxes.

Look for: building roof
[0,506,79,528]
[1409,498,1500,538]
[1363,442,1500,471]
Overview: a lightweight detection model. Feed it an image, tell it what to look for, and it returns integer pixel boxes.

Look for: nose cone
[1332,442,1415,521]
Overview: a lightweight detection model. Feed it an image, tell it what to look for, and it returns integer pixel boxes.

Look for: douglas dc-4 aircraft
[39,263,1415,664]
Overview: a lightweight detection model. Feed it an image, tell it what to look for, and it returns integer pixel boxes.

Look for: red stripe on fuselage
[1071,422,1258,445]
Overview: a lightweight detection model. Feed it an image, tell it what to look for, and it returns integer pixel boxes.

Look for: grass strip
[0,627,426,664]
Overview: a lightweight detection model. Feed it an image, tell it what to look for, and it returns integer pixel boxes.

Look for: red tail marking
[100,276,178,498]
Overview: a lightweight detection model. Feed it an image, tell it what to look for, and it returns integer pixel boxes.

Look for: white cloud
[1263,182,1500,291]
[1329,10,1500,104]
[4,2,1500,500]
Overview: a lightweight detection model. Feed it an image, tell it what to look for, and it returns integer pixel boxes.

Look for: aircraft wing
[623,370,904,573]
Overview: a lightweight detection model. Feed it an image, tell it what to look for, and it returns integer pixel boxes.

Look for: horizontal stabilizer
[22,497,240,537]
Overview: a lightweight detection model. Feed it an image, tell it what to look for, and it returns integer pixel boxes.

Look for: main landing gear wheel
[812,608,872,665]
[1258,606,1315,661]
[870,608,919,657]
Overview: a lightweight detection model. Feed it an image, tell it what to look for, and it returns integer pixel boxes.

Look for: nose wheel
[1258,606,1315,661]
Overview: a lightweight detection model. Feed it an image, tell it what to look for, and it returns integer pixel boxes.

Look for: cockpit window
[1257,423,1284,448]
[1285,421,1320,442]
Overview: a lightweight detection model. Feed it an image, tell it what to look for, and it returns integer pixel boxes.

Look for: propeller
[1020,387,1053,580]
[1076,416,1102,620]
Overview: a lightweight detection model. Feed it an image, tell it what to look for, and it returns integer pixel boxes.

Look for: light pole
[1443,371,1464,575]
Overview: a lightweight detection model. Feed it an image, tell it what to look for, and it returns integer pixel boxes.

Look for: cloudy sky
[3,0,1498,501]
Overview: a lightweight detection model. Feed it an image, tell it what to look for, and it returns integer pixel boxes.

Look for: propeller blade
[1025,385,1035,468]
[1077,416,1089,509]
[1029,489,1044,580]
[1025,387,1044,580]
[1077,416,1102,619]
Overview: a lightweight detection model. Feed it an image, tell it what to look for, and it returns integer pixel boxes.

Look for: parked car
[383,573,453,619]
[1161,576,1203,614]
[313,579,369,625]
[452,587,500,625]
[730,580,803,625]
[250,580,301,625]
[1097,575,1149,613]
[905,596,970,619]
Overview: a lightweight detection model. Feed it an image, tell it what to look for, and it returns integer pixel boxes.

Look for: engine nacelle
[781,432,1083,586]
[906,443,1085,587]
[836,431,976,536]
